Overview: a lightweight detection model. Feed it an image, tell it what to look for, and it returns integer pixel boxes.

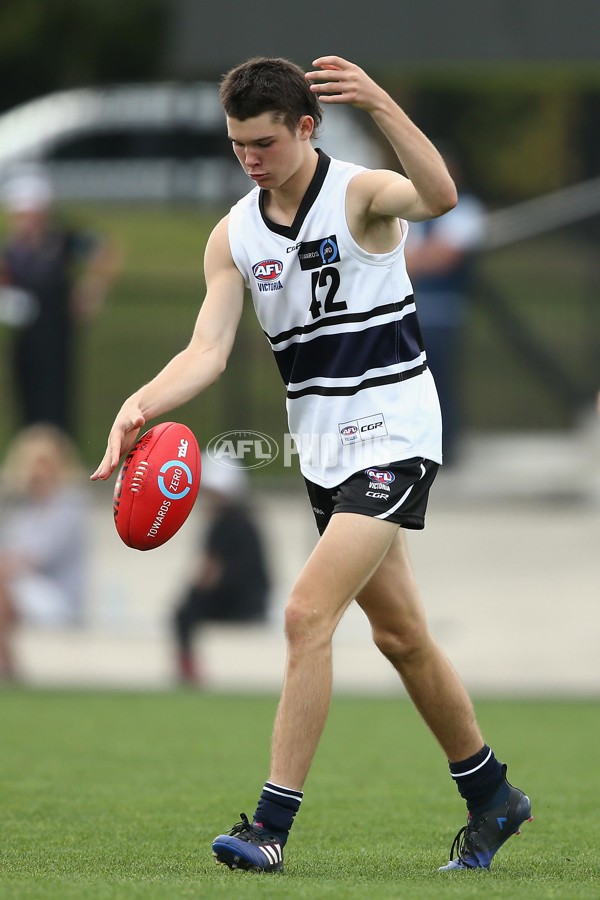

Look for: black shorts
[304,458,439,536]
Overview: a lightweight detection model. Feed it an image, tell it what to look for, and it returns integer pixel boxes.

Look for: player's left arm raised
[306,55,457,222]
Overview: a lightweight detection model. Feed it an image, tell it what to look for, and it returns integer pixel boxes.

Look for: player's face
[227,112,313,190]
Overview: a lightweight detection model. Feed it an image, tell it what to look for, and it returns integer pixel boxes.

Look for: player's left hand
[305,56,388,113]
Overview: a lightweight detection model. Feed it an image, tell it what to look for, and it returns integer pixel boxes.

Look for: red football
[113,422,201,550]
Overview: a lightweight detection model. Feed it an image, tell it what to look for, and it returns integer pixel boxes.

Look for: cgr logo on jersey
[298,235,340,270]
[252,258,284,292]
[365,468,395,485]
[339,413,388,446]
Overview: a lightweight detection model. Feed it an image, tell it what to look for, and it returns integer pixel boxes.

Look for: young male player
[92,55,532,873]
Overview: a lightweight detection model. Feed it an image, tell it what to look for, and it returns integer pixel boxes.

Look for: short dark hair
[219,56,323,135]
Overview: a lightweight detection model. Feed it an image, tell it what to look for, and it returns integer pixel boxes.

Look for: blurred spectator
[173,457,271,685]
[405,152,486,465]
[0,424,89,681]
[0,167,117,436]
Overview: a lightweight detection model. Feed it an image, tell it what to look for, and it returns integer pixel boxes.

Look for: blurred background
[0,0,598,692]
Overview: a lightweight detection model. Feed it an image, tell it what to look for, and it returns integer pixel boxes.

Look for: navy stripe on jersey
[266,296,415,347]
[274,312,424,387]
[287,363,427,399]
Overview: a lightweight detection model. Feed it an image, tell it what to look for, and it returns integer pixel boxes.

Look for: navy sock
[449,745,506,814]
[253,782,303,841]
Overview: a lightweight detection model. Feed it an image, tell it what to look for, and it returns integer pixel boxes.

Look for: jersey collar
[258,148,331,241]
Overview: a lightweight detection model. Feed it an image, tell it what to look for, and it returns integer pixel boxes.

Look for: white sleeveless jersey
[228,151,442,488]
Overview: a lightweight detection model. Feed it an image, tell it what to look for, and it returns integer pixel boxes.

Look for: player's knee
[372,621,428,664]
[283,591,332,648]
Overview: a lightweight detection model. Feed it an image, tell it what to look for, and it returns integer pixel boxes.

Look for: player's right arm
[306,56,457,223]
[91,216,244,481]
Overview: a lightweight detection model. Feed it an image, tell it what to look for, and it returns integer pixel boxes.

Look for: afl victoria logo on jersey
[252,259,283,281]
[252,259,284,292]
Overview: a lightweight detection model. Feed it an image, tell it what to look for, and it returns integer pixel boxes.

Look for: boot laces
[449,824,469,861]
[449,810,482,865]
[227,813,275,845]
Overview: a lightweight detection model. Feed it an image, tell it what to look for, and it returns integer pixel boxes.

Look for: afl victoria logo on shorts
[365,468,395,485]
[365,468,394,500]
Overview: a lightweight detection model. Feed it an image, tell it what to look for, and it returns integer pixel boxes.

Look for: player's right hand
[305,56,388,114]
[90,409,146,481]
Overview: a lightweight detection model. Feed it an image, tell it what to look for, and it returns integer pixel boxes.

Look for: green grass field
[1,691,599,899]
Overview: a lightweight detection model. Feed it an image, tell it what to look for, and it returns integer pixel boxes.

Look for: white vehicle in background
[0,83,386,204]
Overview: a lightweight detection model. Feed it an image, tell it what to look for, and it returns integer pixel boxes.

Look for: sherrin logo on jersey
[365,468,395,485]
[252,259,284,281]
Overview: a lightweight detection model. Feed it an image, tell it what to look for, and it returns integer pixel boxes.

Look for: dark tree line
[0,0,169,113]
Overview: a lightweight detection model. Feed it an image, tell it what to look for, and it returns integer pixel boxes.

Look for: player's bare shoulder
[205,214,231,259]
[204,213,239,280]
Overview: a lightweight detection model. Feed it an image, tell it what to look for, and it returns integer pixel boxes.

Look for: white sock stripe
[451,747,493,778]
[264,784,303,802]
[265,781,303,797]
